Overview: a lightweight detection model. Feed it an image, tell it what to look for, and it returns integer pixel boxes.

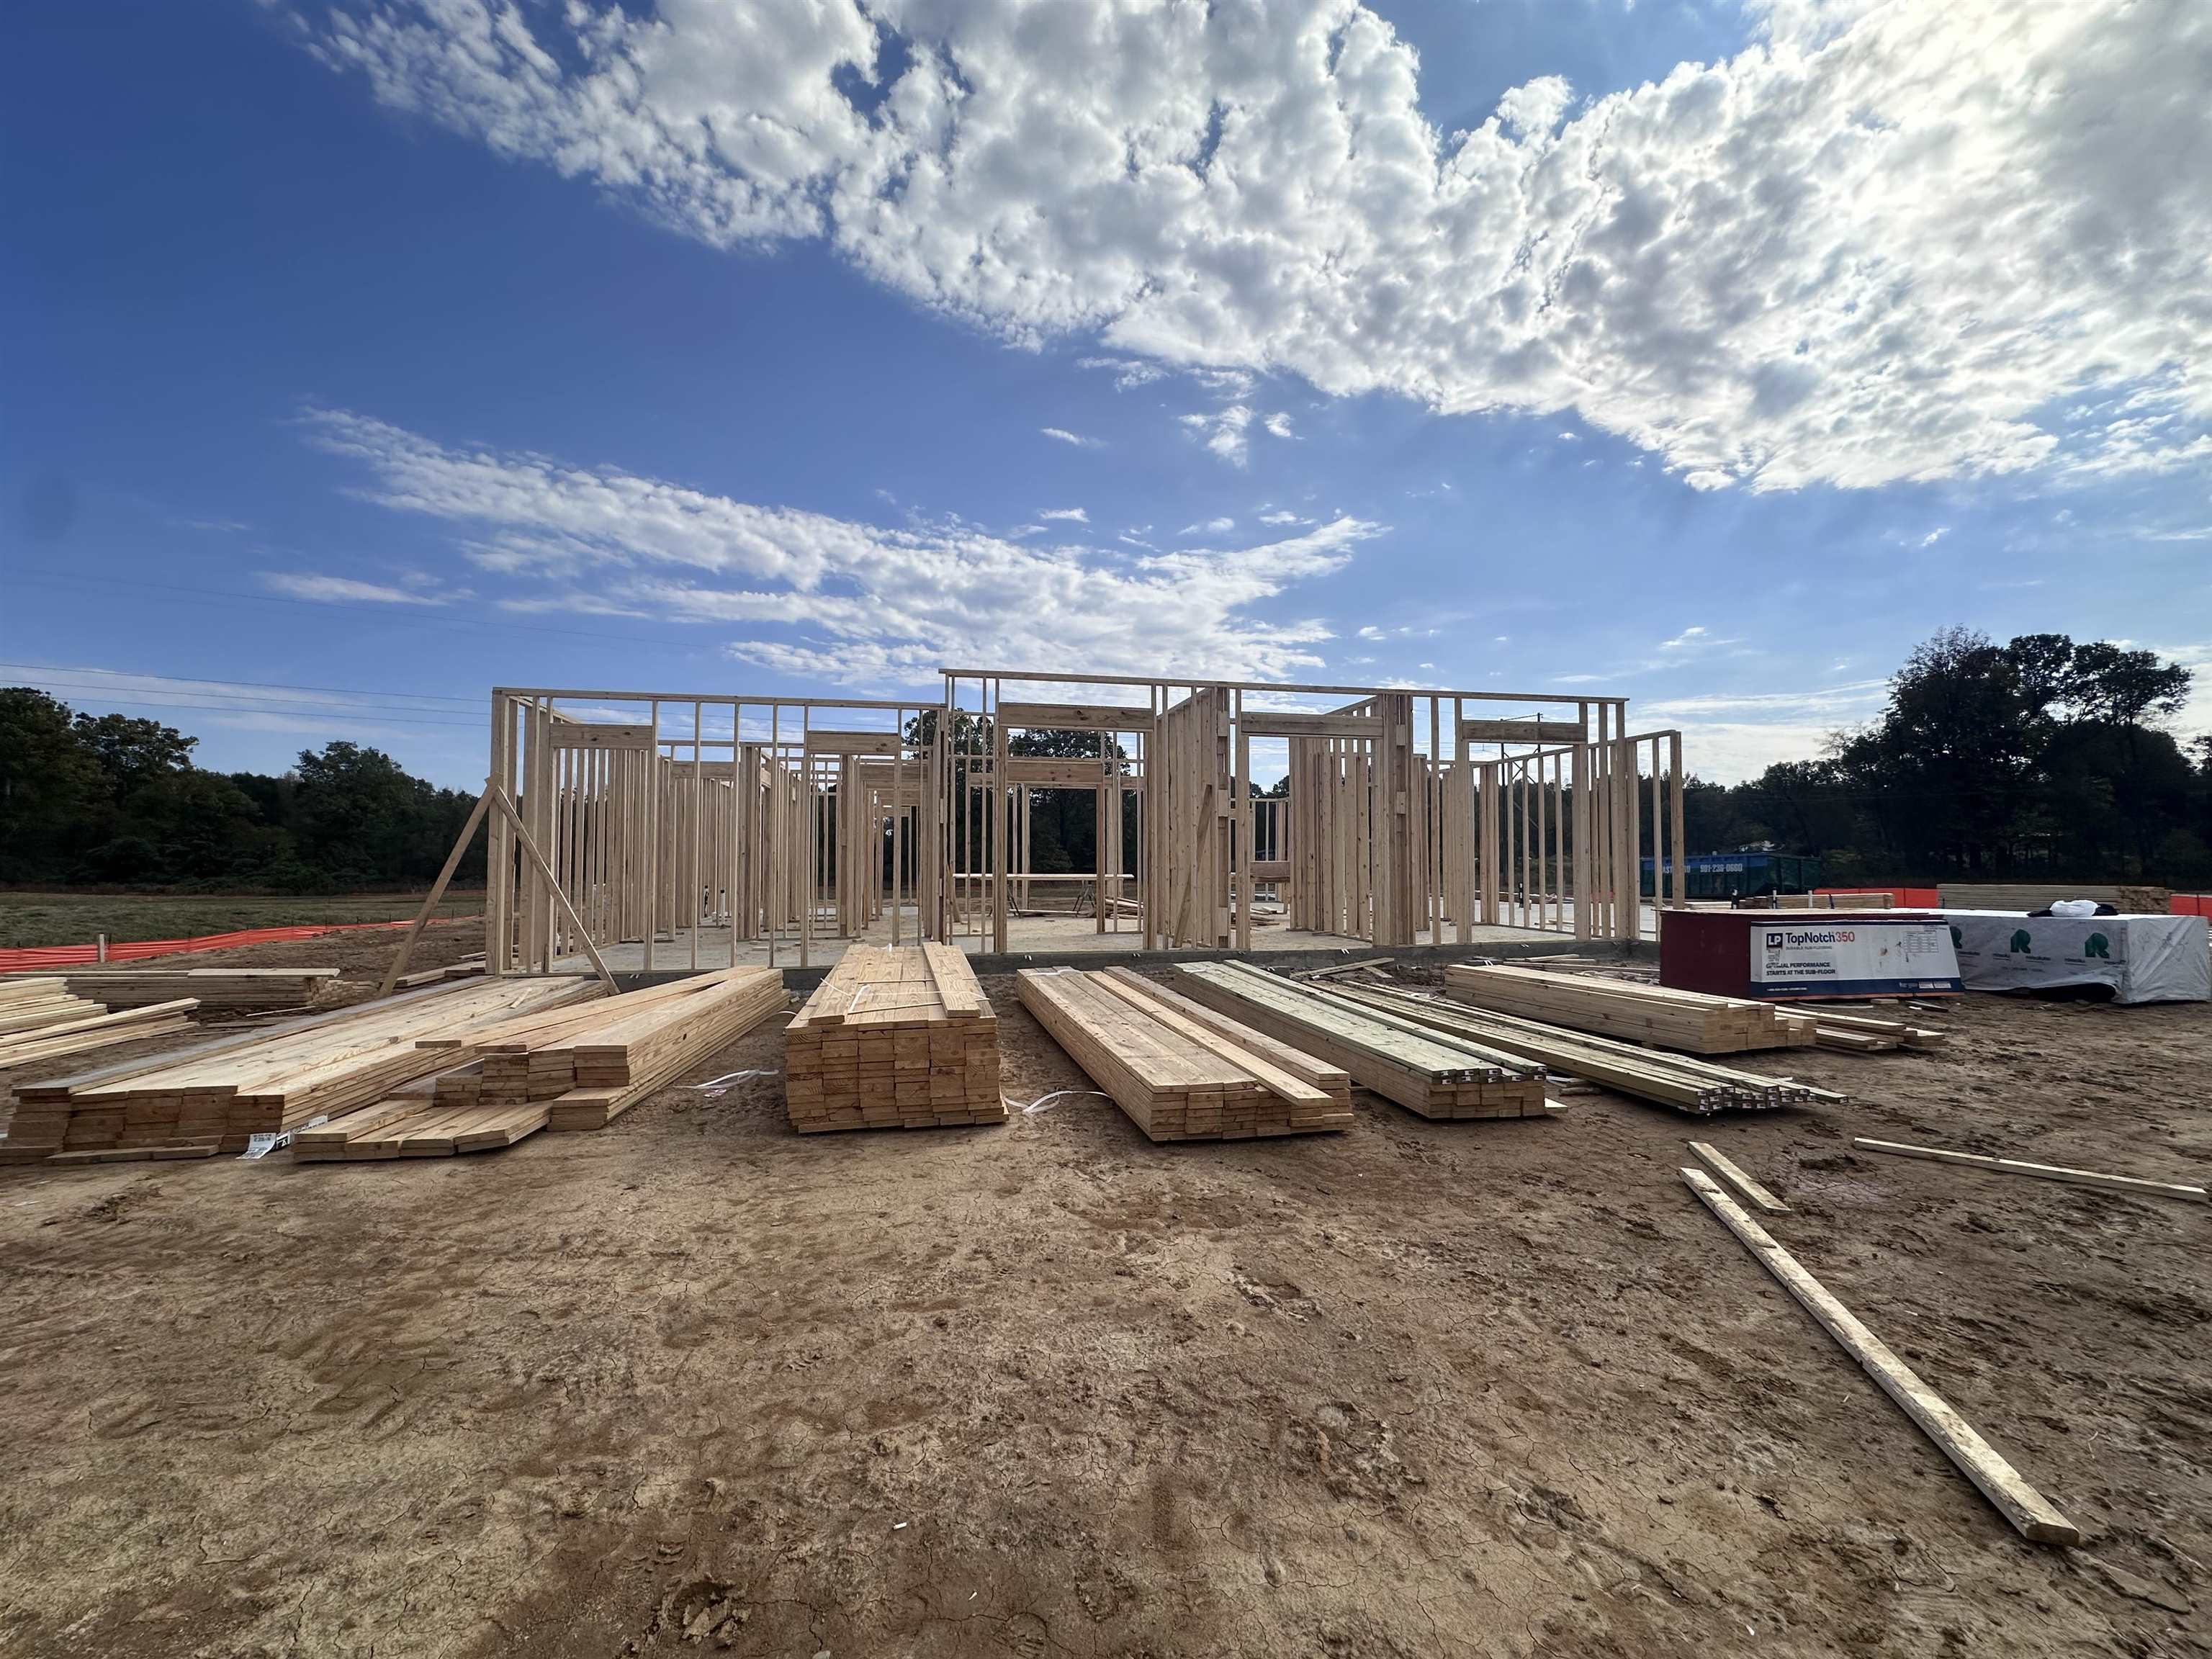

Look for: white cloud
[1040,427,1101,447]
[261,571,449,606]
[1637,678,1894,783]
[1920,527,1950,547]
[1179,516,1236,536]
[302,409,1380,685]
[1257,509,1306,526]
[1264,413,1297,440]
[1181,403,1254,465]
[1658,624,1709,651]
[290,0,2212,493]
[1037,506,1089,523]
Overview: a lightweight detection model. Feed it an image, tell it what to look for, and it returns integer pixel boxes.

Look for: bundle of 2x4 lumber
[0,978,109,1036]
[784,945,1004,1132]
[1444,963,1948,1053]
[0,976,601,1164]
[1444,964,1818,1053]
[1170,961,1549,1120]
[1324,981,1845,1115]
[1017,967,1352,1141]
[0,998,200,1069]
[1803,1009,1948,1051]
[1,966,343,1013]
[543,968,789,1130]
[295,1069,552,1161]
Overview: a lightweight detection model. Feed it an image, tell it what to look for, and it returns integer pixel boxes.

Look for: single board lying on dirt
[1172,961,1549,1120]
[294,967,793,1160]
[0,976,602,1165]
[784,945,1005,1132]
[1681,1165,2080,1545]
[1017,966,1352,1141]
[1321,980,1844,1115]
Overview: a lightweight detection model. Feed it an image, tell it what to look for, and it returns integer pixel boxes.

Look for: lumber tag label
[1749,920,1961,998]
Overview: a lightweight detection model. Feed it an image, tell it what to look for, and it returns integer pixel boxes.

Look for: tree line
[0,689,485,891]
[1681,629,2211,888]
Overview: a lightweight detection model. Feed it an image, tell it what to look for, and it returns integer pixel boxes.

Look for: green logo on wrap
[2010,929,2033,953]
[2085,932,2110,959]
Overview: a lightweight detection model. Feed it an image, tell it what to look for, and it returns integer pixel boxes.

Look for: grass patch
[0,891,486,949]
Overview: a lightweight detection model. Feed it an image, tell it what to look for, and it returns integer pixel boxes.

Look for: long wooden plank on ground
[1689,1141,1789,1214]
[1853,1138,2206,1204]
[1681,1166,2079,1545]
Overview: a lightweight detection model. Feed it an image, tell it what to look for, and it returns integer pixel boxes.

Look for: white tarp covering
[1943,911,2212,1004]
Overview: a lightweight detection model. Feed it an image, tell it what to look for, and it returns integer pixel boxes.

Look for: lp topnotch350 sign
[1749,918,1962,998]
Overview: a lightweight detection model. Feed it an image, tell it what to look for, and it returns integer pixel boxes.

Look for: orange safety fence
[0,914,482,975]
[2172,894,2212,918]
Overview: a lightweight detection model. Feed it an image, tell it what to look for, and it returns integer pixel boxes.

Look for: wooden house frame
[451,673,1688,979]
[482,686,936,974]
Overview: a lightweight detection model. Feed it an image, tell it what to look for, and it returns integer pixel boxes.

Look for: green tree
[0,688,113,881]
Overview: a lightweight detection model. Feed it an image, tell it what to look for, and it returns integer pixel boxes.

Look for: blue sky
[4,0,2208,788]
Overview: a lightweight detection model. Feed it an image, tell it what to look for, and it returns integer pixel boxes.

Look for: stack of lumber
[393,954,487,990]
[784,945,1004,1132]
[1445,963,1815,1052]
[415,966,790,1133]
[0,976,601,1166]
[1442,964,1945,1054]
[1017,966,1352,1141]
[1803,1008,1948,1052]
[1938,881,2167,914]
[1325,980,1843,1115]
[0,979,199,1069]
[1172,961,1549,1120]
[1,966,341,1013]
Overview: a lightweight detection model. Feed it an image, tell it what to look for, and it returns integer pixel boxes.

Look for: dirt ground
[1,971,2207,1658]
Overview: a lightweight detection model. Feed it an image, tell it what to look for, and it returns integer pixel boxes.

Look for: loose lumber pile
[0,976,601,1166]
[1442,963,1945,1054]
[1321,980,1844,1115]
[1017,966,1352,1141]
[1681,1166,2080,1545]
[392,954,487,990]
[1171,961,1549,1120]
[0,981,199,1069]
[1939,881,2167,914]
[2,966,342,1013]
[1446,963,1815,1052]
[784,945,1004,1132]
[417,966,789,1133]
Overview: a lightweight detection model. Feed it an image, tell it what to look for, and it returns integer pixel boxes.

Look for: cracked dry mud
[0,976,2206,1656]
